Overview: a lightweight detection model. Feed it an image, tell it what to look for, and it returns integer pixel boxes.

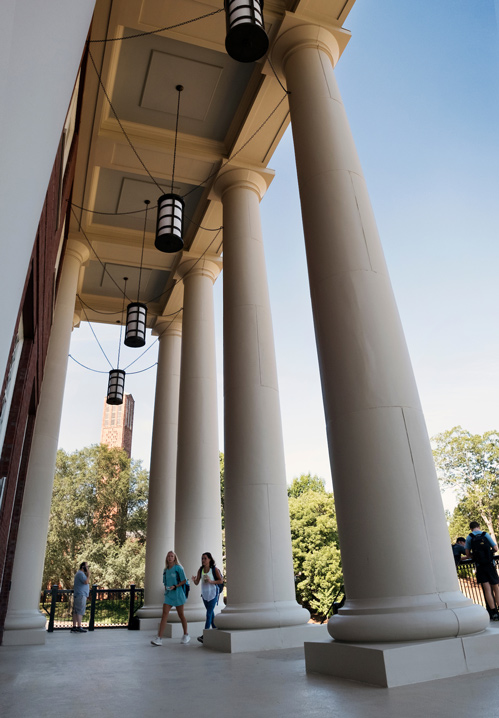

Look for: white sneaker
[180,634,190,645]
[150,637,162,646]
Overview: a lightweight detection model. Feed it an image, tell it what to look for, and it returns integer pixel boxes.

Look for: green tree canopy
[43,444,148,589]
[433,426,499,543]
[288,474,342,617]
[288,473,326,498]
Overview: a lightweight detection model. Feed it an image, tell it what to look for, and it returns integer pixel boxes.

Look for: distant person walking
[465,521,499,620]
[191,552,223,643]
[71,561,90,633]
[151,550,190,646]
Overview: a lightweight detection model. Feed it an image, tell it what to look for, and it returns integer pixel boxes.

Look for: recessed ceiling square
[141,51,223,121]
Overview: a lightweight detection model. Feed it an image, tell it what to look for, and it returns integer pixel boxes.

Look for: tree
[288,474,342,617]
[287,473,326,498]
[433,426,499,544]
[43,444,148,589]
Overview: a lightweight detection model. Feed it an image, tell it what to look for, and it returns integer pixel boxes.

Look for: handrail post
[128,583,136,629]
[47,584,59,632]
[88,584,97,631]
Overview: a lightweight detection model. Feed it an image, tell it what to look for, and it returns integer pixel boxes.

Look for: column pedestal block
[305,627,499,687]
[2,609,46,646]
[203,623,328,653]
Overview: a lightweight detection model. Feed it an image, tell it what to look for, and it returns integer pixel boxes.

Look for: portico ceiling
[70,0,355,327]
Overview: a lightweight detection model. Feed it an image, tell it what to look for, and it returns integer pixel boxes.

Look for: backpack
[469,531,494,566]
[176,568,190,599]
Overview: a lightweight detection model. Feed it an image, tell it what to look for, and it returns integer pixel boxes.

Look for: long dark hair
[199,552,216,578]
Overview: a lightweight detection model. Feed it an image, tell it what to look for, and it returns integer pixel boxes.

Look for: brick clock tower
[100,394,135,457]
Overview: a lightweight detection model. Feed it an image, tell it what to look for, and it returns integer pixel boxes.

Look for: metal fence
[41,584,144,631]
[456,558,499,608]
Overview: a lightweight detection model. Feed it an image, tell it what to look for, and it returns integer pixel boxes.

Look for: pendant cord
[117,277,128,369]
[171,85,183,194]
[137,201,149,302]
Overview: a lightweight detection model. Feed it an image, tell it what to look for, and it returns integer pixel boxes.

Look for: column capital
[270,15,350,75]
[176,255,222,285]
[211,166,274,203]
[65,238,90,266]
[152,318,182,340]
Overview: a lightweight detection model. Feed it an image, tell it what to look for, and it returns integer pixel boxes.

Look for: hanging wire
[267,55,290,95]
[78,303,114,369]
[69,354,158,376]
[70,204,133,301]
[171,85,183,192]
[124,335,161,371]
[183,93,289,199]
[69,355,109,374]
[87,48,166,194]
[146,228,222,305]
[117,277,128,369]
[137,200,149,302]
[87,8,224,44]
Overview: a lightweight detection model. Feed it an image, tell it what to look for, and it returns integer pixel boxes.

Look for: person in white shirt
[191,552,223,643]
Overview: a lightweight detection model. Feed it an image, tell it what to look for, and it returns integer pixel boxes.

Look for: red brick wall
[0,130,79,642]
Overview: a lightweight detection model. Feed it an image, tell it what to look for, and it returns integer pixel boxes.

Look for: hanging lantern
[107,369,126,405]
[155,193,184,253]
[124,302,147,348]
[224,0,268,63]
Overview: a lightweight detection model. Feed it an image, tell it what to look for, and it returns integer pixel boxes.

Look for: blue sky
[60,0,499,502]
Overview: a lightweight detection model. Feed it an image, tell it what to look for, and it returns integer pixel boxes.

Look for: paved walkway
[2,628,499,718]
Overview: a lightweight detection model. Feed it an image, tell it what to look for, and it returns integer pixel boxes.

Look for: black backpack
[469,531,494,566]
[176,568,190,598]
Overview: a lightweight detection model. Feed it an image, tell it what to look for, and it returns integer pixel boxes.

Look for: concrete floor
[2,629,499,718]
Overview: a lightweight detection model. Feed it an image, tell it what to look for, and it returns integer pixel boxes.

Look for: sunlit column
[213,167,309,630]
[174,258,223,622]
[272,23,487,642]
[137,320,182,624]
[3,239,90,645]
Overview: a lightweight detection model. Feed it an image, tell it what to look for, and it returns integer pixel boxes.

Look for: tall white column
[213,168,309,630]
[272,23,487,643]
[137,320,182,625]
[3,239,90,645]
[0,0,95,385]
[174,258,223,622]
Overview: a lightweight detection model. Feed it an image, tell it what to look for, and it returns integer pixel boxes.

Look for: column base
[305,626,499,687]
[203,622,328,653]
[2,609,47,646]
[328,594,489,642]
[215,601,310,630]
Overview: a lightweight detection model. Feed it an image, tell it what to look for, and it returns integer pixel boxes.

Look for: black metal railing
[456,557,499,609]
[41,584,144,632]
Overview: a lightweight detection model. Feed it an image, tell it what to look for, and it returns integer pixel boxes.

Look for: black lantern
[155,193,184,253]
[107,369,126,405]
[224,0,268,63]
[124,302,147,347]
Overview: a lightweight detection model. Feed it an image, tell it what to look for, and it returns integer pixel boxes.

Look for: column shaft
[274,25,487,641]
[138,322,182,621]
[3,240,89,645]
[214,168,309,630]
[174,260,223,622]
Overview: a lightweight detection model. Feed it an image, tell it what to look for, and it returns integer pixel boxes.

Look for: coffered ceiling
[70,0,355,327]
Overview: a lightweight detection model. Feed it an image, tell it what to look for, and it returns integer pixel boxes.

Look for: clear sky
[59,0,499,503]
